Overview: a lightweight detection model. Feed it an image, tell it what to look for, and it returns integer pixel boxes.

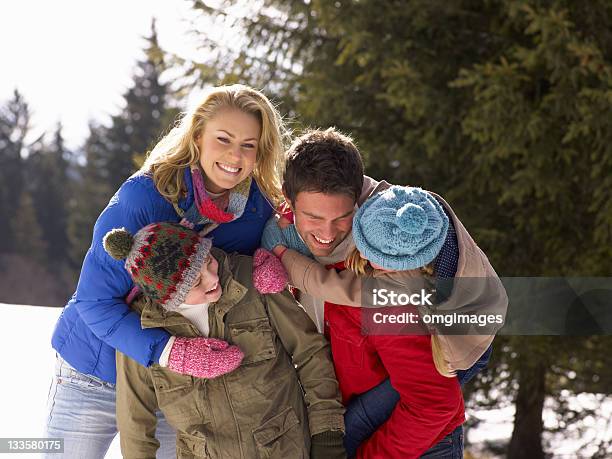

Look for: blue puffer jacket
[51,169,273,383]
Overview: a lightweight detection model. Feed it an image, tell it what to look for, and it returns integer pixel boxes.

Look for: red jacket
[324,268,465,458]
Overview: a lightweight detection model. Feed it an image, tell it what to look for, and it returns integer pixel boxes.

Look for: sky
[0,0,202,150]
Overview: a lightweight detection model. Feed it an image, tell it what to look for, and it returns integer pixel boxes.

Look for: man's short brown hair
[283,128,364,204]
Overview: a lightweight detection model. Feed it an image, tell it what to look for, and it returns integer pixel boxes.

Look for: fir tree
[66,122,114,267]
[0,90,30,251]
[185,1,612,456]
[105,19,174,191]
[11,189,47,265]
[27,123,71,267]
[67,20,175,266]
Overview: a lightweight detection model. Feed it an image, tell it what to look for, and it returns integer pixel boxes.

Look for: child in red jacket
[262,185,467,458]
[329,186,465,458]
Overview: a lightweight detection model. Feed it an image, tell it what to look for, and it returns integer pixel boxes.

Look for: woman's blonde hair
[345,247,455,377]
[142,84,287,206]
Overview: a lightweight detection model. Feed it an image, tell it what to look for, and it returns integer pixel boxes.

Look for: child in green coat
[104,222,345,459]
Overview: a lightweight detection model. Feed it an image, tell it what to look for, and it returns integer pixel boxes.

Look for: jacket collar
[210,249,249,317]
[427,191,485,278]
[314,228,356,266]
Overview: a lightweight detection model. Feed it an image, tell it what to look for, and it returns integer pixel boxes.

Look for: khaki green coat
[116,248,344,459]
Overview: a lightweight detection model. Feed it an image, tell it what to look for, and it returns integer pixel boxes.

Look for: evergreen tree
[11,189,47,265]
[66,122,114,267]
[0,93,75,303]
[27,123,71,267]
[0,90,30,252]
[186,1,612,456]
[105,19,174,191]
[67,20,176,266]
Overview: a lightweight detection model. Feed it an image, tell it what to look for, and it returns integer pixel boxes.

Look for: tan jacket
[281,177,508,371]
[116,248,345,459]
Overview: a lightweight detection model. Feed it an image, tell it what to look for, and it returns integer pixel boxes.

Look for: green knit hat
[103,222,212,311]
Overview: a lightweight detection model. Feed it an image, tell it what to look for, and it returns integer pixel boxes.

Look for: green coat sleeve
[264,289,345,436]
[116,351,161,459]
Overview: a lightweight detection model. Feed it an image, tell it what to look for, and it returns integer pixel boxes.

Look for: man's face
[289,191,356,257]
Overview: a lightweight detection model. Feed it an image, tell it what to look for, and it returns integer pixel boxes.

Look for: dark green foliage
[0,90,30,251]
[11,189,47,265]
[183,1,612,456]
[104,21,172,191]
[0,92,76,301]
[1,20,177,304]
[26,123,72,266]
[66,122,115,266]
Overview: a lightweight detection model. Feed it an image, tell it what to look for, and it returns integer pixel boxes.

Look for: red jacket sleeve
[357,335,464,459]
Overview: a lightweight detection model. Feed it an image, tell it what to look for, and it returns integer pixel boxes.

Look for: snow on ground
[0,304,122,458]
[466,399,612,458]
[1,303,610,458]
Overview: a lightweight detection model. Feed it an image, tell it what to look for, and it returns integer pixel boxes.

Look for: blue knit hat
[353,186,449,270]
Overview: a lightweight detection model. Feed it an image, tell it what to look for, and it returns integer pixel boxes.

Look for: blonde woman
[45,85,287,458]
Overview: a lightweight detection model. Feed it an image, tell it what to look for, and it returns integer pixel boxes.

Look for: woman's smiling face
[197,107,261,193]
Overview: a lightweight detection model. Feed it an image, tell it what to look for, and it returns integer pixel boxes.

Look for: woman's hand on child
[167,336,244,379]
[252,248,288,294]
[310,430,346,459]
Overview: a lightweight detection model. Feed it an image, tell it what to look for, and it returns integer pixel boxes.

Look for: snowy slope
[0,303,610,458]
[0,304,122,458]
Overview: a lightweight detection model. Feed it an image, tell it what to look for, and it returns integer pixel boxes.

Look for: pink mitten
[252,248,289,294]
[167,337,244,378]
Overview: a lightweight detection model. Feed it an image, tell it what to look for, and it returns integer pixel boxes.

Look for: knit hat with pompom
[103,222,212,311]
[352,186,449,271]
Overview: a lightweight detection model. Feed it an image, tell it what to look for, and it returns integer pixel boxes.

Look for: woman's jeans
[344,345,493,458]
[44,355,176,458]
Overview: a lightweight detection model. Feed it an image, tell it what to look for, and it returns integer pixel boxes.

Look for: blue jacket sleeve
[73,177,171,366]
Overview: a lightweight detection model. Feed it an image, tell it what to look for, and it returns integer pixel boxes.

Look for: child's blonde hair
[430,335,456,378]
[345,247,455,377]
[345,246,370,276]
[142,84,287,206]
[345,247,435,277]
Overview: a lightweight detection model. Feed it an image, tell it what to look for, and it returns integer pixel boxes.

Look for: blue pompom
[397,203,427,235]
